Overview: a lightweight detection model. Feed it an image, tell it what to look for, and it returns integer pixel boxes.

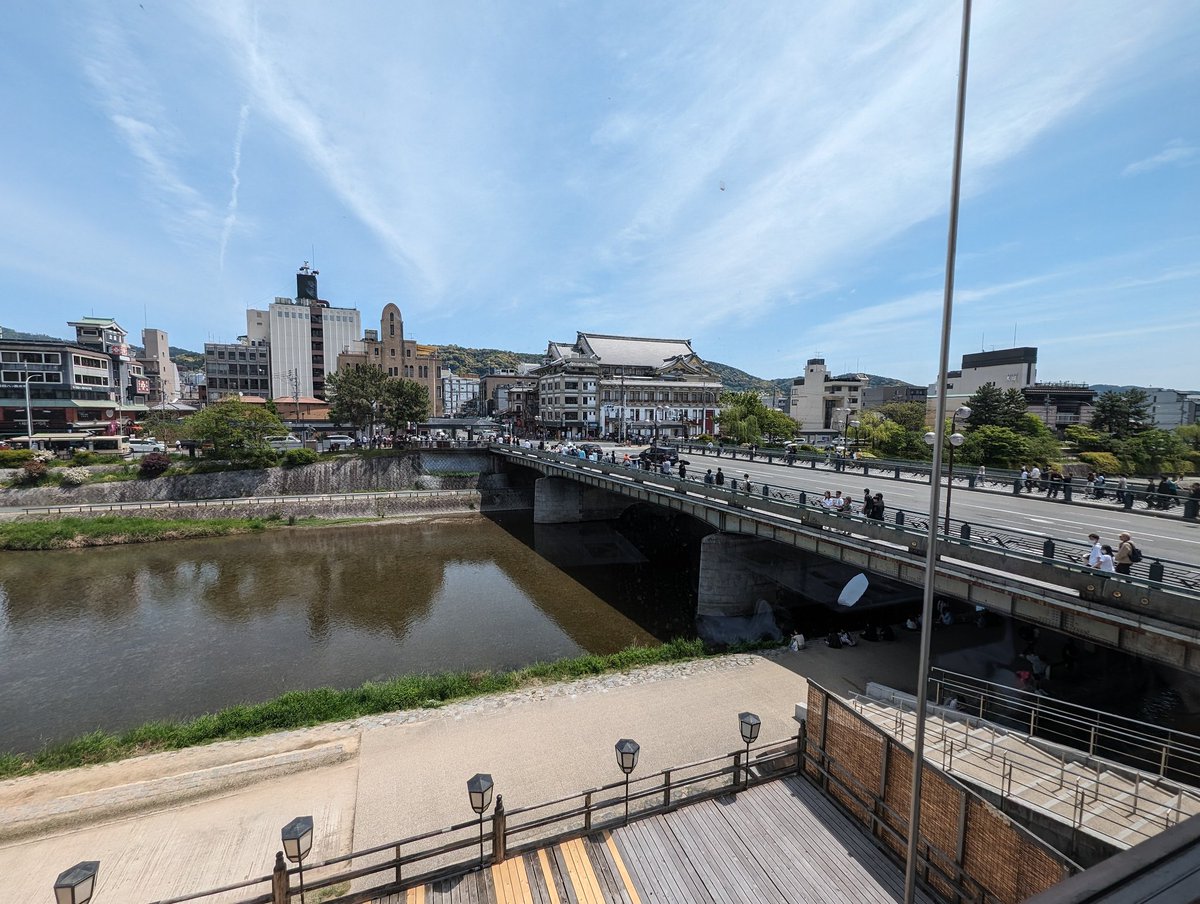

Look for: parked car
[265,434,303,451]
[129,437,167,454]
[578,443,604,457]
[317,434,356,452]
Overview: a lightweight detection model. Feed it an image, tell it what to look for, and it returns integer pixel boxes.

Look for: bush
[243,449,280,469]
[1078,451,1121,474]
[0,449,34,467]
[16,460,48,483]
[282,448,320,468]
[59,467,91,487]
[70,450,98,465]
[138,452,172,478]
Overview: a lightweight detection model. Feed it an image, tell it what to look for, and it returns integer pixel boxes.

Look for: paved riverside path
[0,644,950,903]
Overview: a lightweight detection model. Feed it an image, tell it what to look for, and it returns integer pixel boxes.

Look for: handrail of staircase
[925,669,1200,786]
[849,694,1198,841]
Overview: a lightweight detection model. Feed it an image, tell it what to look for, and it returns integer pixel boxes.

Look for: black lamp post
[614,738,640,824]
[738,712,761,788]
[54,861,99,904]
[467,773,494,868]
[924,404,972,534]
[281,816,314,904]
[850,419,861,455]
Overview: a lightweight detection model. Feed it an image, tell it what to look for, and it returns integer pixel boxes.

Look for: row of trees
[1065,388,1196,475]
[170,365,432,463]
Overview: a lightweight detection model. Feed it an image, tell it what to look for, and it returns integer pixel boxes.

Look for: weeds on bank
[0,638,714,777]
[0,516,269,550]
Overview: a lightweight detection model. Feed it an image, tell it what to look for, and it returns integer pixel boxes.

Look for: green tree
[379,378,432,441]
[1063,425,1112,452]
[1000,389,1029,429]
[1173,424,1200,451]
[874,401,927,433]
[326,364,391,435]
[182,399,285,460]
[1117,429,1188,474]
[964,383,1006,430]
[716,391,772,445]
[959,426,1030,469]
[1091,389,1151,439]
[759,408,798,444]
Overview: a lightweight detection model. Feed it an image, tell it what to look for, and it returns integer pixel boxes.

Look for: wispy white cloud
[79,10,223,246]
[1122,139,1198,177]
[218,103,251,272]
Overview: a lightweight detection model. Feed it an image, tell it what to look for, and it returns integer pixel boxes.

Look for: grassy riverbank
[0,515,274,550]
[0,639,732,777]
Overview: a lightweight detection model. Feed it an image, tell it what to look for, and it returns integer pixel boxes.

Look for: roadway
[592,444,1200,568]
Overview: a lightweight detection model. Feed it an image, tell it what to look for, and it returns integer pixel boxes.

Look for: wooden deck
[371,776,932,903]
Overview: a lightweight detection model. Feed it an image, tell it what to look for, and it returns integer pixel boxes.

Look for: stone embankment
[1,450,510,509]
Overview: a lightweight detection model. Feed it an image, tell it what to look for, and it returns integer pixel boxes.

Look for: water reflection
[0,515,665,754]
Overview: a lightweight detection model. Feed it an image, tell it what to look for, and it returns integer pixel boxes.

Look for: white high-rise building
[246,265,361,401]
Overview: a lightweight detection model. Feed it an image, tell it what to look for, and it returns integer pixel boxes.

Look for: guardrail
[496,447,1200,599]
[664,442,1200,521]
[148,736,805,904]
[927,668,1200,787]
[15,488,481,517]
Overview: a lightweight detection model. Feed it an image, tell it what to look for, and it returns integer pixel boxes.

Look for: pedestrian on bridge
[1098,546,1116,573]
[678,461,687,480]
[1087,534,1103,568]
[1114,533,1135,575]
[704,469,714,486]
[715,467,725,486]
[743,474,753,495]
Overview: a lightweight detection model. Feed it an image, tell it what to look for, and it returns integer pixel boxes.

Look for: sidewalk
[0,644,931,903]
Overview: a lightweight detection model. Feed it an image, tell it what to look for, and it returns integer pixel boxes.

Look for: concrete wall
[532,476,631,524]
[1,451,499,508]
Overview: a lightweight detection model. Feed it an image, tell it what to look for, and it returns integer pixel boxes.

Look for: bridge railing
[495,447,1200,601]
[665,442,1199,520]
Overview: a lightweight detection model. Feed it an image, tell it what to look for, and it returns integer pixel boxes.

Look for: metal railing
[851,692,1199,848]
[666,442,1200,521]
[147,737,804,904]
[926,669,1200,787]
[496,447,1200,598]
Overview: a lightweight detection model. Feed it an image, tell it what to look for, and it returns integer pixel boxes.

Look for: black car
[639,446,678,465]
[578,443,604,456]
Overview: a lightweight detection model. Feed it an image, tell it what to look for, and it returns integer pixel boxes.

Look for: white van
[317,434,355,452]
[129,437,167,454]
[266,434,303,451]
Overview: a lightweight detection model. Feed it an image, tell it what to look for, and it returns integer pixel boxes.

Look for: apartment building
[788,358,866,433]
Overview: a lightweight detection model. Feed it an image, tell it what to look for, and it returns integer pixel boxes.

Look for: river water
[0,512,694,754]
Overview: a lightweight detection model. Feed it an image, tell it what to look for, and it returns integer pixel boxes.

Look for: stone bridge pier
[696,534,811,645]
[533,476,630,524]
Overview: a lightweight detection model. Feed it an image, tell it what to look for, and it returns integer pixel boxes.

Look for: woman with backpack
[1114,532,1138,575]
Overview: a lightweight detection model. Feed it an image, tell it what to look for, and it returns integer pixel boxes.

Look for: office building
[246,264,361,401]
[335,302,445,415]
[788,359,866,434]
[203,338,271,401]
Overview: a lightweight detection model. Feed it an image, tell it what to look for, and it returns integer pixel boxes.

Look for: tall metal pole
[904,2,973,902]
[944,425,956,535]
[23,372,35,450]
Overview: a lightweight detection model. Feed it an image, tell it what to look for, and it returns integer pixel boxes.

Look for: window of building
[390,348,396,357]
[217,350,226,359]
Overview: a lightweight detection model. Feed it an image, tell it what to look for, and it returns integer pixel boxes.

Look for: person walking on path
[1098,545,1116,573]
[678,460,687,480]
[832,490,846,513]
[743,474,753,495]
[1114,533,1135,575]
[868,493,885,520]
[704,468,714,486]
[715,467,725,487]
[1087,533,1103,568]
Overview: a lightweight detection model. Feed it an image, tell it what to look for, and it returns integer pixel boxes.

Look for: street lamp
[924,405,972,533]
[849,419,861,456]
[281,816,314,904]
[15,370,37,450]
[615,738,640,824]
[54,861,99,904]
[738,712,761,789]
[467,773,494,868]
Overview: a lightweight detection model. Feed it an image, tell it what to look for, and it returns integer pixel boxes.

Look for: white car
[266,434,303,451]
[317,434,355,452]
[129,437,167,454]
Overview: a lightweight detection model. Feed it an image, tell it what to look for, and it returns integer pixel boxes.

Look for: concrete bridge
[493,447,1200,673]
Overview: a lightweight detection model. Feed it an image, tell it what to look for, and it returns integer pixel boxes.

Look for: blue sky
[3,1,1198,388]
